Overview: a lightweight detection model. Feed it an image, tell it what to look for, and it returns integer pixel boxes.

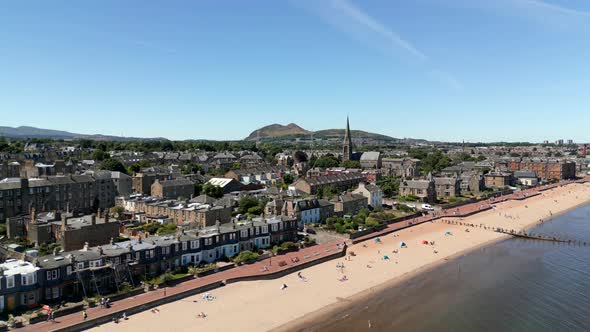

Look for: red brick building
[507,159,576,180]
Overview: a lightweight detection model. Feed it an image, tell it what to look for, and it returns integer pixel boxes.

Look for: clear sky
[1,0,589,142]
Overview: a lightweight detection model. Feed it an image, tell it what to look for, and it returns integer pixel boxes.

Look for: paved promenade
[17,178,587,332]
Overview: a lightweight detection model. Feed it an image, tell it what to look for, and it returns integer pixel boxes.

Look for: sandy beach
[89,182,590,332]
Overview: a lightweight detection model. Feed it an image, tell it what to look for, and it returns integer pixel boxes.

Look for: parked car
[421,204,434,211]
[406,204,416,209]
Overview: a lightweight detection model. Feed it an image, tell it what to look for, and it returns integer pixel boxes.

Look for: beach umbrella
[421,240,429,245]
[445,231,452,236]
[399,241,406,247]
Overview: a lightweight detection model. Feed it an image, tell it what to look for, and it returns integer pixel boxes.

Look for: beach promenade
[19,179,590,332]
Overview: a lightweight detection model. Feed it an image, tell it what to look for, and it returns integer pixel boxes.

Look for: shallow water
[302,204,590,332]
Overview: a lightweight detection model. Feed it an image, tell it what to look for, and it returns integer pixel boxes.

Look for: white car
[405,204,416,209]
[421,204,434,211]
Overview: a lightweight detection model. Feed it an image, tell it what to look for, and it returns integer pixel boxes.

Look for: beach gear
[399,241,406,247]
[445,231,452,236]
[421,240,429,245]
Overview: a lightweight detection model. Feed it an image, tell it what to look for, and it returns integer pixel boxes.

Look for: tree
[99,159,128,174]
[233,250,259,264]
[128,163,141,175]
[313,154,340,168]
[202,183,224,198]
[92,149,110,161]
[181,163,203,175]
[407,148,428,160]
[376,176,400,197]
[194,183,203,196]
[283,173,294,185]
[238,197,259,215]
[421,150,452,174]
[317,186,339,200]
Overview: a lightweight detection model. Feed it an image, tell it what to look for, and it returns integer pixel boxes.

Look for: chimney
[97,246,103,255]
[110,237,115,245]
[138,235,142,244]
[52,247,59,256]
[30,207,36,224]
[105,211,109,223]
[81,242,89,251]
[91,214,96,225]
[61,214,68,230]
[97,209,101,219]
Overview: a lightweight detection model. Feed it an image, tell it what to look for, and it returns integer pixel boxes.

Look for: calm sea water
[303,203,590,332]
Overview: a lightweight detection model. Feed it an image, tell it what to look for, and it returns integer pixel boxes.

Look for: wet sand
[89,183,590,332]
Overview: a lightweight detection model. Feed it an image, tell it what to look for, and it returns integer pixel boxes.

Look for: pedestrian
[82,310,88,321]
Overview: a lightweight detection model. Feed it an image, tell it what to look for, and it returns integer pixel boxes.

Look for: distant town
[0,119,587,327]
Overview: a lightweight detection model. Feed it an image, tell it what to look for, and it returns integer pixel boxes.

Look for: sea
[302,203,590,332]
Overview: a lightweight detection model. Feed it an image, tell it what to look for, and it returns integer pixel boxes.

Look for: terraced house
[0,216,297,312]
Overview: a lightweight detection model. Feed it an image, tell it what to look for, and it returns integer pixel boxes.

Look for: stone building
[291,173,365,195]
[433,176,461,199]
[151,178,194,199]
[398,173,436,203]
[506,158,575,180]
[331,193,368,216]
[484,171,512,188]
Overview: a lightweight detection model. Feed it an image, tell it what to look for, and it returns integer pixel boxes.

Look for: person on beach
[82,310,87,321]
[281,283,288,290]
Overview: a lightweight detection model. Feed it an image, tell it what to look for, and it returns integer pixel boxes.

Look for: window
[89,260,102,268]
[204,238,212,246]
[162,246,170,255]
[77,262,85,270]
[66,266,73,275]
[46,269,60,280]
[6,276,15,288]
[190,240,199,249]
[135,252,141,261]
[182,241,188,251]
[21,273,36,285]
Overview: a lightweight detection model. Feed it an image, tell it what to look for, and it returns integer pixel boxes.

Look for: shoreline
[273,184,590,332]
[87,182,590,332]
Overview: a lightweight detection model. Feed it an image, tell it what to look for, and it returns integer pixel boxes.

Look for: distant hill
[245,123,311,140]
[0,126,166,141]
[245,123,398,142]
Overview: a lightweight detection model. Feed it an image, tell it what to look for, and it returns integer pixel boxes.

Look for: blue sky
[1,0,589,142]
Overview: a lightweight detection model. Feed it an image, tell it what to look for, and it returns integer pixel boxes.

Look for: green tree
[202,183,224,198]
[181,162,203,175]
[376,176,400,197]
[341,160,361,168]
[421,150,452,174]
[283,173,294,185]
[128,163,141,175]
[92,150,111,161]
[233,250,260,264]
[238,197,260,214]
[313,154,340,168]
[99,159,128,174]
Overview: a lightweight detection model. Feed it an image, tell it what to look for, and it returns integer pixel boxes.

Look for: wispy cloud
[330,0,428,61]
[293,0,462,90]
[293,0,427,62]
[516,0,590,17]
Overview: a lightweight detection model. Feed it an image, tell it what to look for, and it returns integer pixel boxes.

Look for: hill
[245,123,398,142]
[0,126,166,141]
[244,123,311,140]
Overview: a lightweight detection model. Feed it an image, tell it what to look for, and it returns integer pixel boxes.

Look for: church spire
[342,116,353,161]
